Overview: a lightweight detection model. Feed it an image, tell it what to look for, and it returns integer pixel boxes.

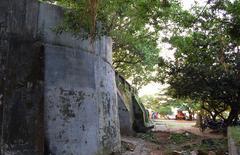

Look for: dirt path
[121,137,151,155]
[120,120,227,155]
[121,136,164,155]
[152,120,224,138]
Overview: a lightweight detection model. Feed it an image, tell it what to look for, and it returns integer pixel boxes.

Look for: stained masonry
[0,0,120,155]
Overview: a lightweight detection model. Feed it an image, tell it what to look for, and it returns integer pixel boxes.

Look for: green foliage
[162,0,240,125]
[191,139,228,153]
[141,94,200,118]
[169,98,200,111]
[169,133,197,144]
[141,95,173,117]
[136,132,160,144]
[141,95,160,110]
[137,132,227,154]
[158,105,173,116]
[167,98,200,120]
[40,0,187,88]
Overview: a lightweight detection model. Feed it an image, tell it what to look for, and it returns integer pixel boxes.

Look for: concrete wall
[0,0,44,154]
[116,74,153,135]
[228,127,240,155]
[0,0,121,155]
[38,3,120,154]
[117,90,134,135]
[116,74,135,135]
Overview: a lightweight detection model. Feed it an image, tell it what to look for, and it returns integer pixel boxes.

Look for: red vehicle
[175,110,186,120]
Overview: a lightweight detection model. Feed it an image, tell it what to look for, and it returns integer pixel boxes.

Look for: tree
[163,0,240,126]
[141,94,173,118]
[157,106,173,118]
[42,0,186,88]
[168,98,201,120]
[141,95,160,110]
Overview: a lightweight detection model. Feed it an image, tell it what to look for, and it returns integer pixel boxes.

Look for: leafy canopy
[41,0,187,88]
[162,0,240,125]
[141,94,173,117]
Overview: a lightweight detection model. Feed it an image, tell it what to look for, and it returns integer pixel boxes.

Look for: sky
[181,0,207,9]
[138,0,207,97]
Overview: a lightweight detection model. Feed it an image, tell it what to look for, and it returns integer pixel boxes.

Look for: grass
[168,123,189,128]
[168,136,228,154]
[193,139,228,152]
[136,132,160,144]
[137,131,228,154]
[229,126,240,146]
[169,132,197,144]
[136,132,198,145]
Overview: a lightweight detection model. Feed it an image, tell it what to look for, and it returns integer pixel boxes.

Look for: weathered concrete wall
[228,127,240,155]
[132,95,151,132]
[39,2,121,155]
[117,90,134,135]
[116,74,153,135]
[43,43,121,155]
[0,0,44,154]
[0,1,121,155]
[116,74,135,135]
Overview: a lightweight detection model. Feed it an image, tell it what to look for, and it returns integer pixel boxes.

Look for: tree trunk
[226,105,239,126]
[188,111,193,121]
[212,114,217,122]
[195,113,202,127]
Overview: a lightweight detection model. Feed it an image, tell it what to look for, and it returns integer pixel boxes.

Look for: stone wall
[0,0,121,155]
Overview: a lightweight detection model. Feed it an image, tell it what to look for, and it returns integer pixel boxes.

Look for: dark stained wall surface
[0,0,44,154]
[0,1,121,155]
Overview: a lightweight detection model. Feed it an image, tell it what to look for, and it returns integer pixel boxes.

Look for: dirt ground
[120,120,227,155]
[152,120,225,138]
